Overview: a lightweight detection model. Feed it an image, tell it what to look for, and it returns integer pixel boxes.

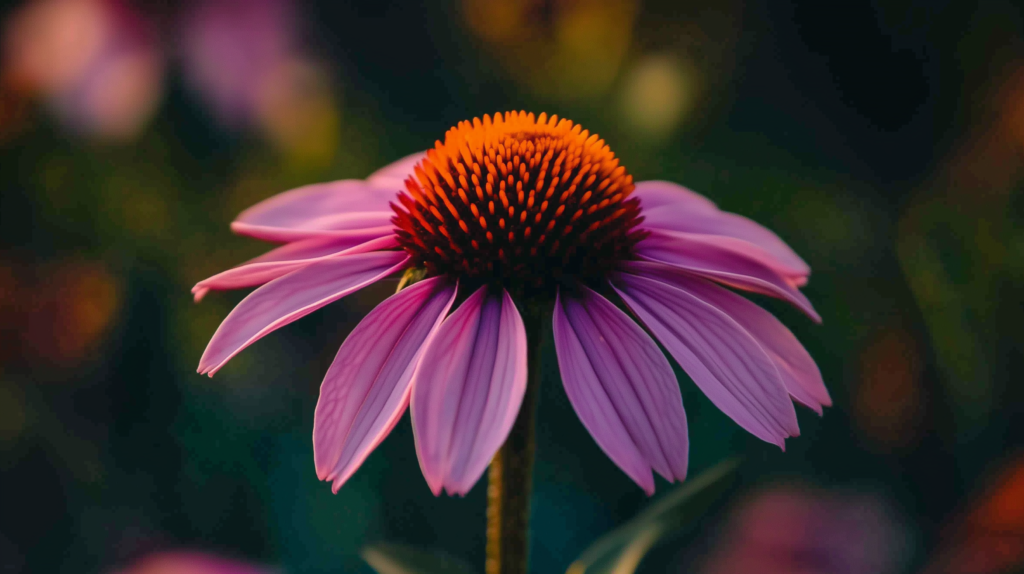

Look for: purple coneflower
[196,111,829,498]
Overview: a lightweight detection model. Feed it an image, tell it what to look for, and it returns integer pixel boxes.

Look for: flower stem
[486,305,545,574]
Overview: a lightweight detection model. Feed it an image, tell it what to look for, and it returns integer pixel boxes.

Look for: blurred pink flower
[111,551,273,574]
[194,112,828,496]
[702,486,907,574]
[2,0,163,140]
[178,0,338,157]
[179,0,302,126]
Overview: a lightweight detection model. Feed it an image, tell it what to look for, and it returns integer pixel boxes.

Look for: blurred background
[1,0,1022,572]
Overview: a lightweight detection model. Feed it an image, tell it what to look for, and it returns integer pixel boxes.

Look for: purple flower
[701,486,906,574]
[177,0,338,157]
[179,0,299,127]
[195,112,830,495]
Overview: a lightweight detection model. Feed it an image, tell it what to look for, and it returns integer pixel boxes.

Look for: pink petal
[611,271,799,447]
[627,262,830,413]
[192,235,398,302]
[411,287,528,496]
[633,180,719,212]
[232,222,395,243]
[642,208,810,280]
[553,287,688,494]
[365,151,426,191]
[634,230,821,322]
[313,276,457,492]
[198,251,409,376]
[634,180,810,281]
[231,180,397,242]
[552,293,653,494]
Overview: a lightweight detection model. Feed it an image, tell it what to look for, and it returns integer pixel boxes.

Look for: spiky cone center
[392,111,645,298]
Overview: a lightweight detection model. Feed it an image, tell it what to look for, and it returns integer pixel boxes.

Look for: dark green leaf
[567,458,741,574]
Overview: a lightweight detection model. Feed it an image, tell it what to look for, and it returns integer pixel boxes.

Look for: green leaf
[567,458,741,574]
[361,543,478,574]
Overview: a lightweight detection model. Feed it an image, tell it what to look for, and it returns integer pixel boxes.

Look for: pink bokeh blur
[110,551,274,574]
[2,0,163,141]
[701,485,907,574]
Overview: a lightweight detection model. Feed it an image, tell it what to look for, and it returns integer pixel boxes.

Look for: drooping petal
[313,276,457,492]
[198,251,409,375]
[633,180,719,212]
[611,271,799,446]
[553,287,688,494]
[634,230,821,322]
[411,287,528,496]
[231,180,396,242]
[192,235,398,302]
[232,219,394,244]
[626,262,830,413]
[634,180,810,282]
[552,294,653,494]
[366,151,426,191]
[643,210,809,279]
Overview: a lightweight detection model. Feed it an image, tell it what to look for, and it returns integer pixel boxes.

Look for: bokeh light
[461,0,638,100]
[2,0,163,141]
[701,485,909,574]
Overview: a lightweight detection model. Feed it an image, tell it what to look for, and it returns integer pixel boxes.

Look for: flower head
[392,112,643,294]
[195,112,830,496]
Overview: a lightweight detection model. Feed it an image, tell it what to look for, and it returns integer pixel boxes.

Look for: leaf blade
[567,458,741,574]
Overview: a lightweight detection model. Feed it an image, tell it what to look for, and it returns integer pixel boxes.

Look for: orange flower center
[392,111,645,295]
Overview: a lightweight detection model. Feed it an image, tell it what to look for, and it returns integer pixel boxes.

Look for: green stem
[486,305,545,574]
